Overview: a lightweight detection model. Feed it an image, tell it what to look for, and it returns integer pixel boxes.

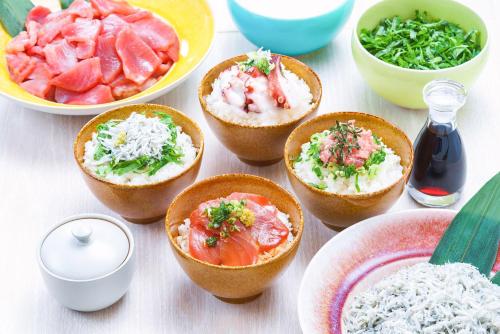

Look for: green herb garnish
[205,200,254,237]
[205,236,218,248]
[237,48,275,75]
[329,121,362,165]
[359,10,481,70]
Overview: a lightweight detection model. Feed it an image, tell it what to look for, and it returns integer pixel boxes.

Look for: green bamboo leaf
[0,0,34,36]
[430,172,500,275]
[492,271,500,286]
[60,0,76,9]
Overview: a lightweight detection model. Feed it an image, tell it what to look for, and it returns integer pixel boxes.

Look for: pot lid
[40,217,130,280]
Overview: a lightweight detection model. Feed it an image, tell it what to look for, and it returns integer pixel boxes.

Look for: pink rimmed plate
[297,209,500,334]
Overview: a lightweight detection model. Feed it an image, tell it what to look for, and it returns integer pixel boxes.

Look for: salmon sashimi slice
[219,222,259,266]
[268,55,290,109]
[90,0,137,17]
[101,14,128,35]
[65,0,94,19]
[62,18,102,43]
[188,199,222,229]
[50,57,102,92]
[20,80,53,99]
[96,34,122,83]
[115,28,160,85]
[226,192,272,206]
[6,53,36,83]
[26,6,51,25]
[188,225,221,265]
[43,39,78,74]
[76,40,97,59]
[131,17,179,56]
[55,84,114,104]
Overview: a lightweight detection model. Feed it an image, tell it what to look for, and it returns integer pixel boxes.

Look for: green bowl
[352,0,489,109]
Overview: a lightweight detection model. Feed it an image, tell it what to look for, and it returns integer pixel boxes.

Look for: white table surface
[1,0,499,333]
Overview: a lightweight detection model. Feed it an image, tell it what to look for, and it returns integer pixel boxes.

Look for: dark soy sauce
[409,123,466,196]
[408,79,467,207]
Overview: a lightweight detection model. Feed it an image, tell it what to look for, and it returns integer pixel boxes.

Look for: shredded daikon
[343,263,500,334]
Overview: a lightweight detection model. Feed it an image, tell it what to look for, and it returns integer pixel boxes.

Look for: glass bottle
[407,79,467,207]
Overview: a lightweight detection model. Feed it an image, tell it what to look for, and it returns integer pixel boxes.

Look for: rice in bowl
[293,120,403,194]
[205,49,313,126]
[83,112,197,185]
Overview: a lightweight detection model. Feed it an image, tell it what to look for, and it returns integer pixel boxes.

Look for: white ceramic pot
[38,214,135,312]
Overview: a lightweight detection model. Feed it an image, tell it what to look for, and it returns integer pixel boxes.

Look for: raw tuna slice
[227,192,271,206]
[188,225,221,265]
[26,6,51,25]
[43,39,78,74]
[248,200,289,252]
[153,62,172,77]
[26,46,45,57]
[76,40,96,59]
[6,32,32,53]
[55,84,115,104]
[50,57,102,92]
[62,18,102,43]
[6,53,36,83]
[28,61,54,81]
[101,14,127,35]
[20,80,53,99]
[37,15,73,47]
[90,0,137,17]
[121,10,152,23]
[115,28,160,85]
[132,17,179,55]
[268,55,290,109]
[96,34,121,83]
[66,0,94,19]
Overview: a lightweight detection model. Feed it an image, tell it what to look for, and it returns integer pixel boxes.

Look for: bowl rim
[227,0,354,22]
[38,213,135,283]
[284,111,414,199]
[0,0,215,113]
[164,173,304,271]
[352,0,490,74]
[297,208,458,334]
[73,103,205,189]
[198,53,322,129]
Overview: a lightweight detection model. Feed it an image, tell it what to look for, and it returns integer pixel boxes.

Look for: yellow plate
[0,0,215,115]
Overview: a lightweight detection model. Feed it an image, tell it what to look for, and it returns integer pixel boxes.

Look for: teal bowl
[227,0,355,56]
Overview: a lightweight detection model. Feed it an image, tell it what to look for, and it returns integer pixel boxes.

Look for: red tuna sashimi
[268,55,290,109]
[244,198,289,252]
[62,18,102,43]
[37,15,73,47]
[66,0,94,19]
[55,84,114,104]
[28,60,54,81]
[26,45,44,57]
[154,62,172,77]
[90,0,137,17]
[6,53,36,83]
[50,57,102,92]
[96,34,121,83]
[26,6,51,25]
[109,74,156,99]
[101,14,128,35]
[76,40,96,59]
[132,17,179,56]
[219,223,259,266]
[43,39,78,74]
[188,225,221,265]
[6,32,32,53]
[20,80,53,99]
[121,10,152,23]
[115,28,160,85]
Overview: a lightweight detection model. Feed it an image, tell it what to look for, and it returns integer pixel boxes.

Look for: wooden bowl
[284,112,413,229]
[165,174,304,303]
[198,54,322,166]
[74,104,204,224]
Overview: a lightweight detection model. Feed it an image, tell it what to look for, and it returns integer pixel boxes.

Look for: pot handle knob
[71,225,93,244]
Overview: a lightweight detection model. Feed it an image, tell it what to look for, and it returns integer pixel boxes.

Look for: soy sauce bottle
[408,79,467,207]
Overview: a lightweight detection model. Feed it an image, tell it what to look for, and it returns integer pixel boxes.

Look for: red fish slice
[226,192,271,206]
[20,79,53,99]
[219,222,259,266]
[268,55,290,109]
[65,0,94,19]
[101,14,128,35]
[90,0,137,17]
[43,39,78,74]
[115,27,161,85]
[75,40,97,59]
[37,15,73,47]
[26,6,51,25]
[96,34,122,83]
[50,57,102,92]
[55,84,114,104]
[131,16,179,59]
[6,53,36,83]
[121,10,152,23]
[62,18,102,43]
[188,225,221,265]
